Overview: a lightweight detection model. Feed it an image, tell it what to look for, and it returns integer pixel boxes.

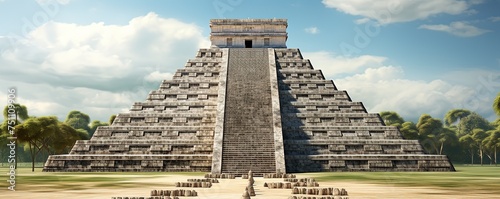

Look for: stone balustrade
[150,189,198,197]
[263,173,296,178]
[187,178,219,183]
[291,187,348,196]
[204,173,236,179]
[284,178,317,183]
[265,182,293,189]
[264,181,319,189]
[174,181,212,188]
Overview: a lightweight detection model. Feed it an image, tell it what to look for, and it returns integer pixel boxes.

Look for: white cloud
[36,0,71,5]
[306,52,499,121]
[2,12,209,89]
[354,18,371,24]
[419,21,489,37]
[305,27,319,34]
[0,80,142,122]
[469,0,484,5]
[0,12,209,122]
[302,51,387,77]
[322,0,472,24]
[335,66,475,121]
[144,71,173,82]
[490,17,500,22]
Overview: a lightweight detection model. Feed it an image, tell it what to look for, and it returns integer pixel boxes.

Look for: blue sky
[0,0,499,123]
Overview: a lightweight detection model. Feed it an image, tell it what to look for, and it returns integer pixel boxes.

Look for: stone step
[220,48,277,175]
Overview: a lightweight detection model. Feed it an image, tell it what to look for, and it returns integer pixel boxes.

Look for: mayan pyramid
[44,19,455,174]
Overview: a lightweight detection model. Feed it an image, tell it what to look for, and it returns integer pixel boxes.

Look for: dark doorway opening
[245,40,252,48]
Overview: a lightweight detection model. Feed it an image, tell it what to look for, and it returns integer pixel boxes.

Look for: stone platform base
[286,154,455,172]
[43,154,212,172]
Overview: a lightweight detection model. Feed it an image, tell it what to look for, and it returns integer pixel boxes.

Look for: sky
[0,0,499,123]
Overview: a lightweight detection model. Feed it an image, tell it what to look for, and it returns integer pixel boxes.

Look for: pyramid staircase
[220,48,277,175]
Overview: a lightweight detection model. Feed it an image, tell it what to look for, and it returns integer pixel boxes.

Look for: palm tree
[472,129,488,166]
[438,127,458,155]
[494,92,500,117]
[380,111,405,126]
[459,134,476,165]
[444,109,471,127]
[484,129,500,166]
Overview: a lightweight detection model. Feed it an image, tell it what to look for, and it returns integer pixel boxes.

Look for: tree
[15,116,58,172]
[15,116,89,171]
[437,127,458,155]
[491,118,500,130]
[2,103,29,169]
[3,103,29,122]
[457,112,493,137]
[109,114,117,125]
[65,110,91,134]
[0,128,10,162]
[49,122,83,154]
[400,121,419,140]
[444,109,471,127]
[494,92,500,117]
[483,129,500,166]
[380,111,405,127]
[459,134,476,165]
[75,129,90,140]
[416,114,444,154]
[89,120,108,138]
[472,128,488,166]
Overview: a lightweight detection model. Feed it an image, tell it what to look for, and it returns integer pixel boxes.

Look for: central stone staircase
[221,48,277,175]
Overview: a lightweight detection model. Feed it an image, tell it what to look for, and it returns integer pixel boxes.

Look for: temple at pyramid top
[210,19,288,48]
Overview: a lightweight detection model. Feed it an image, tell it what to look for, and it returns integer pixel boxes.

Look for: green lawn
[0,166,205,191]
[309,165,500,193]
[1,164,499,193]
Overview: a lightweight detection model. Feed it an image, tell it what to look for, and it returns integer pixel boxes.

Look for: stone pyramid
[44,19,455,174]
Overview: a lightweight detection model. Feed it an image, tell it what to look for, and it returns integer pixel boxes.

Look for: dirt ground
[2,173,499,199]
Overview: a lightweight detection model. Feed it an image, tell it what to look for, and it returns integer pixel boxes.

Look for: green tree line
[381,92,500,165]
[0,105,115,171]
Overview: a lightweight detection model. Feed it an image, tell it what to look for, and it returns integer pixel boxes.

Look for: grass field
[1,164,499,197]
[0,166,206,191]
[308,165,500,193]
